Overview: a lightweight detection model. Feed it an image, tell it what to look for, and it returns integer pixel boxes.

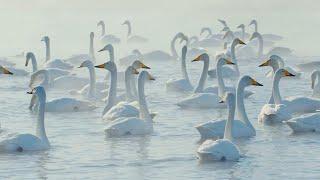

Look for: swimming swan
[122,20,148,43]
[97,20,120,44]
[197,93,240,162]
[104,71,155,137]
[195,76,263,139]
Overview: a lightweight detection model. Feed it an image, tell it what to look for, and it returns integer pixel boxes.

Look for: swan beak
[192,56,201,62]
[148,75,155,80]
[25,61,29,67]
[2,68,13,75]
[239,39,246,45]
[140,63,151,69]
[284,70,295,77]
[78,64,84,68]
[27,88,35,94]
[259,60,270,67]
[225,59,235,65]
[219,100,225,103]
[98,49,105,52]
[94,64,105,68]
[251,79,263,86]
[133,68,139,75]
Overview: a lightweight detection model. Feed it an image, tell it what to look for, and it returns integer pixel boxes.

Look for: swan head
[218,19,227,27]
[132,60,150,69]
[27,86,46,101]
[233,38,246,46]
[98,44,113,52]
[0,66,13,75]
[237,24,245,29]
[25,52,35,67]
[239,75,263,87]
[122,20,130,25]
[200,27,211,36]
[78,60,94,68]
[139,70,155,81]
[192,53,209,62]
[217,57,235,66]
[249,19,257,26]
[41,36,49,42]
[311,70,320,89]
[250,32,261,41]
[275,68,295,78]
[259,55,284,69]
[97,20,105,26]
[126,66,139,75]
[94,61,116,72]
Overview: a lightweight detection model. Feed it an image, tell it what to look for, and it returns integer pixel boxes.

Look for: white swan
[258,69,300,124]
[261,55,301,78]
[177,54,226,109]
[197,93,240,162]
[286,113,320,133]
[104,71,155,137]
[0,86,50,152]
[166,45,193,92]
[312,70,320,98]
[122,20,148,43]
[200,27,223,40]
[25,52,70,80]
[195,76,263,139]
[296,61,320,72]
[208,38,246,79]
[97,20,120,44]
[64,32,96,65]
[182,35,207,60]
[234,24,250,41]
[249,19,283,41]
[41,36,74,70]
[204,57,254,98]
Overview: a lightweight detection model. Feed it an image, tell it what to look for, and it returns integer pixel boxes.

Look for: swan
[203,57,254,98]
[97,20,120,44]
[197,93,240,162]
[166,45,193,92]
[286,113,320,133]
[312,70,320,98]
[258,69,306,124]
[25,52,70,80]
[218,19,228,28]
[261,55,301,78]
[233,24,250,41]
[122,20,148,43]
[182,35,207,59]
[0,86,50,152]
[249,19,283,41]
[208,38,246,79]
[41,36,74,70]
[104,71,155,137]
[177,54,227,109]
[200,27,223,40]
[195,76,263,139]
[296,61,320,72]
[64,32,96,65]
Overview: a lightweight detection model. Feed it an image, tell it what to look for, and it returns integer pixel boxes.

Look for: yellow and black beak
[3,68,13,75]
[258,60,270,67]
[98,48,105,52]
[94,64,105,68]
[149,75,155,80]
[225,59,235,65]
[192,55,201,62]
[251,78,263,86]
[239,39,246,45]
[140,63,151,69]
[284,70,295,77]
[219,100,225,104]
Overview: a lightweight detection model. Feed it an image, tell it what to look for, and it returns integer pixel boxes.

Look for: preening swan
[41,36,73,70]
[177,54,226,109]
[97,20,120,44]
[195,76,263,139]
[311,70,320,98]
[25,52,70,80]
[122,20,148,43]
[0,86,50,152]
[197,93,240,162]
[166,45,193,92]
[64,32,96,65]
[104,71,155,137]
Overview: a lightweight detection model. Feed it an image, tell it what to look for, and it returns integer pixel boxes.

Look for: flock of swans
[0,19,320,163]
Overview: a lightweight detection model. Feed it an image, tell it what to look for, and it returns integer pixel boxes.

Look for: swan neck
[45,39,50,61]
[170,35,179,59]
[138,75,152,121]
[216,63,226,97]
[100,23,106,36]
[231,42,240,75]
[194,57,209,93]
[126,22,132,37]
[89,35,95,61]
[37,94,49,146]
[272,73,282,104]
[181,50,190,83]
[29,54,38,72]
[125,70,135,101]
[257,35,263,58]
[102,68,117,115]
[224,99,236,141]
[88,65,96,97]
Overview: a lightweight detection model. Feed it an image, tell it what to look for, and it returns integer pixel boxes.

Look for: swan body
[197,93,240,162]
[296,61,320,72]
[0,86,50,152]
[123,20,148,43]
[196,76,262,139]
[44,98,96,112]
[105,71,155,137]
[166,45,193,92]
[286,113,320,133]
[53,75,89,90]
[249,20,283,42]
[97,21,120,44]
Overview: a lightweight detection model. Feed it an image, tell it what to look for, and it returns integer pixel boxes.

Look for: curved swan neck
[194,56,209,93]
[181,46,190,83]
[99,22,106,36]
[254,22,258,32]
[236,79,255,133]
[27,53,38,72]
[231,41,240,75]
[224,96,236,141]
[36,91,49,146]
[216,61,226,97]
[125,22,132,37]
[171,33,183,59]
[138,73,152,121]
[44,38,51,61]
[103,67,117,115]
[89,34,95,61]
[272,72,282,104]
[107,47,115,62]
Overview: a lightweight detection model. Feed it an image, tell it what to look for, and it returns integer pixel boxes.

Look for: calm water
[1,0,320,179]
